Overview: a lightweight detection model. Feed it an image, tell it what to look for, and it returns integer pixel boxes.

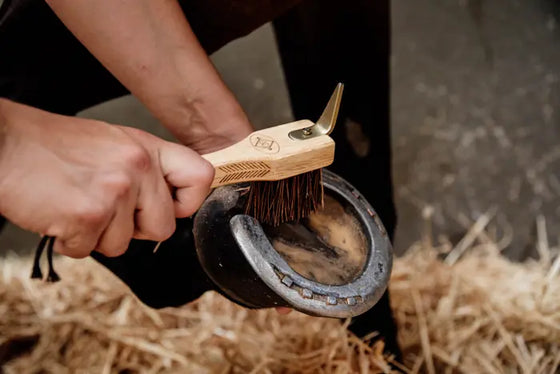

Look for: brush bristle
[244,169,324,227]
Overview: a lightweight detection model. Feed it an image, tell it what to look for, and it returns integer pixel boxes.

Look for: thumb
[158,140,215,218]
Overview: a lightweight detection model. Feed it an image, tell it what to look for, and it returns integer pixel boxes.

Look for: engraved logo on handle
[250,134,280,154]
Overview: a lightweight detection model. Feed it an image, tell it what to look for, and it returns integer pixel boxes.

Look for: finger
[173,184,213,218]
[158,142,214,217]
[95,200,135,258]
[53,223,106,259]
[275,307,293,315]
[133,171,176,241]
[53,202,111,259]
[54,235,98,259]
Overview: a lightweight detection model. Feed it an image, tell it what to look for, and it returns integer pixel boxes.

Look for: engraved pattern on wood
[218,161,271,183]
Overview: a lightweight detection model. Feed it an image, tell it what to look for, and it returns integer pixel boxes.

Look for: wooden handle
[202,120,335,188]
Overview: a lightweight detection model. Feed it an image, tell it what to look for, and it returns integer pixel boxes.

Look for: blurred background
[0,0,559,260]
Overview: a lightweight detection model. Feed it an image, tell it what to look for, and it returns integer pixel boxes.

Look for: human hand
[276,307,292,315]
[0,99,214,258]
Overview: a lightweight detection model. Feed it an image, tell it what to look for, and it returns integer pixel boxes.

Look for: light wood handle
[202,120,335,188]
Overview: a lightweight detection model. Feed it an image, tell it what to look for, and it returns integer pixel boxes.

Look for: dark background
[1,0,559,260]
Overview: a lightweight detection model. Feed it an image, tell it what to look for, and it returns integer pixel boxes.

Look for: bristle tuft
[244,170,324,226]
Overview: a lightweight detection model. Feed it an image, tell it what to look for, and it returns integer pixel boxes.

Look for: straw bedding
[1,215,559,373]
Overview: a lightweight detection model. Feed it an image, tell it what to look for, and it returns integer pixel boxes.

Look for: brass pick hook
[289,82,344,140]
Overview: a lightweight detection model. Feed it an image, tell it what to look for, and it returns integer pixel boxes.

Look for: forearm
[45,0,252,148]
[0,100,9,214]
[0,100,6,159]
[0,99,17,183]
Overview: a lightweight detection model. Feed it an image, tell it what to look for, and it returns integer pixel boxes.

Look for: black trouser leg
[273,0,400,357]
[0,0,129,114]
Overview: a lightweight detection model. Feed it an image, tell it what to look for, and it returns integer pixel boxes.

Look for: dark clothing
[0,0,399,357]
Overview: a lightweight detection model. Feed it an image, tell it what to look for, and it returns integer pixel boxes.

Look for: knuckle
[55,239,93,259]
[122,145,151,172]
[145,220,176,242]
[57,249,89,259]
[102,172,133,199]
[159,220,176,240]
[96,224,134,257]
[177,200,198,219]
[173,188,204,218]
[98,244,128,258]
[74,201,110,227]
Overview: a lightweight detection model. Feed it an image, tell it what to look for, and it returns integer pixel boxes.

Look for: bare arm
[45,0,253,153]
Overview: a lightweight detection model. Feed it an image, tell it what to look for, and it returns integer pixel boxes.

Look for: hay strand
[1,213,560,373]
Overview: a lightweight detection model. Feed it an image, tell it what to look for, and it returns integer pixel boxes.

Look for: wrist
[158,87,254,152]
[146,48,254,149]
